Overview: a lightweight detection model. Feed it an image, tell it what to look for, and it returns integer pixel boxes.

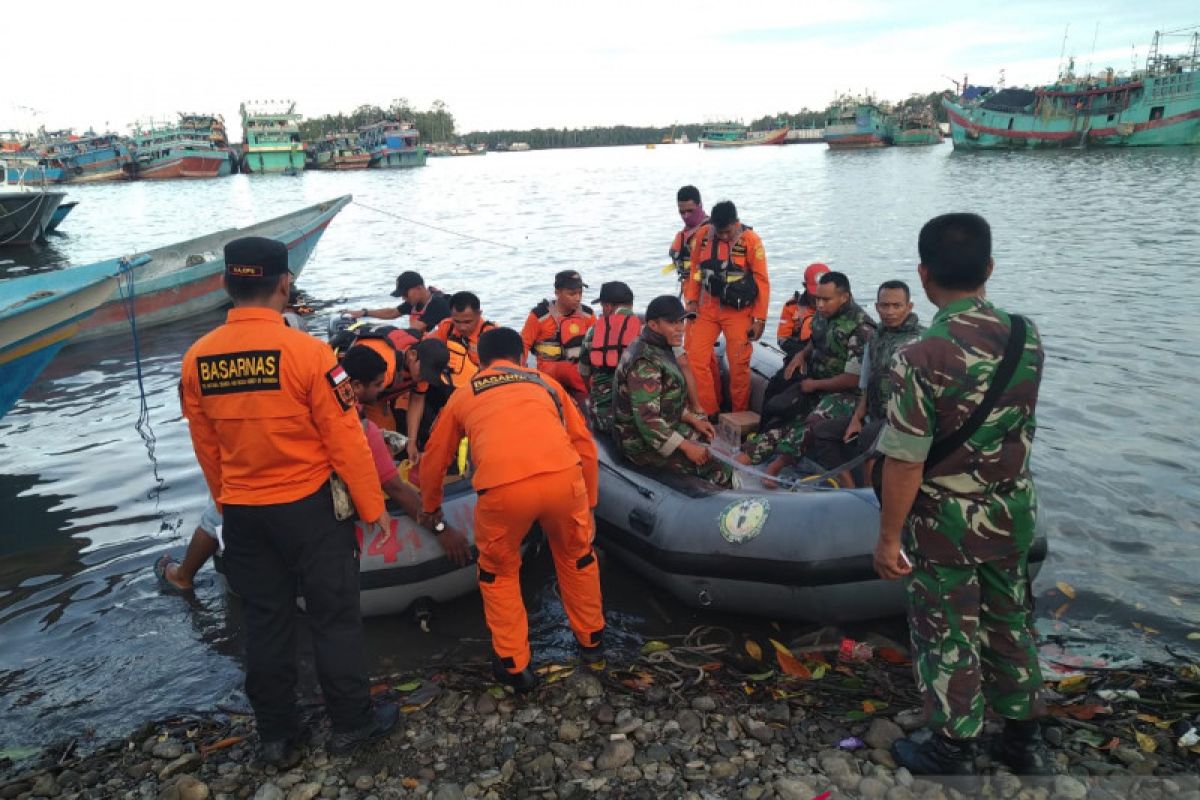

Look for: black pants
[808,416,885,471]
[222,484,372,741]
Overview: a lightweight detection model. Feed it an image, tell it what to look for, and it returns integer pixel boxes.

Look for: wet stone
[567,673,604,700]
[676,711,703,734]
[433,784,465,800]
[858,777,889,799]
[869,748,898,770]
[1052,775,1087,800]
[691,696,718,712]
[596,739,636,771]
[153,741,185,760]
[709,760,738,780]
[285,784,322,800]
[773,778,817,800]
[594,705,615,725]
[160,752,202,780]
[474,693,497,715]
[864,718,905,751]
[253,784,284,800]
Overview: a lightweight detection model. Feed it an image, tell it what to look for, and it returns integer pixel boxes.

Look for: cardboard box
[718,411,760,445]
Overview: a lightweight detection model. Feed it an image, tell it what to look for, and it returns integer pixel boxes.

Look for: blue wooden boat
[71,195,352,342]
[45,200,77,233]
[0,255,150,419]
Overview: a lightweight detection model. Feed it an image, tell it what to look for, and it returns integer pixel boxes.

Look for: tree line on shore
[298,90,949,150]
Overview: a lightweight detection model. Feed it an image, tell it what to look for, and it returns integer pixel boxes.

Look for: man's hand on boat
[679,439,711,465]
[418,508,472,567]
[366,511,396,545]
[407,439,422,466]
[843,416,864,444]
[747,318,765,342]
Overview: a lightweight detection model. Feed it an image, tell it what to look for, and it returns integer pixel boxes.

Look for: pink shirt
[364,419,399,485]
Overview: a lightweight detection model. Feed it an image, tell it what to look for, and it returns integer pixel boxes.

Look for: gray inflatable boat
[594,342,1047,623]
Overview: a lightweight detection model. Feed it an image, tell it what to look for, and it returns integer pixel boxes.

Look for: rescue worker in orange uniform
[683,200,771,416]
[669,185,709,288]
[335,325,421,432]
[180,237,397,765]
[520,270,596,401]
[418,327,604,691]
[428,291,497,389]
[777,263,831,357]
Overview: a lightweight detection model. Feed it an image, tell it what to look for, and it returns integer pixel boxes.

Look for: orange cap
[804,262,830,294]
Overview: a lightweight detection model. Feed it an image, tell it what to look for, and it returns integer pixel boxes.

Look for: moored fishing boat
[823,97,894,149]
[14,130,134,183]
[699,122,790,148]
[306,134,372,170]
[45,200,78,233]
[359,120,428,168]
[593,343,1047,623]
[0,188,66,246]
[130,123,228,179]
[179,113,238,175]
[893,105,944,146]
[0,254,149,419]
[71,195,352,342]
[240,101,305,174]
[944,27,1200,149]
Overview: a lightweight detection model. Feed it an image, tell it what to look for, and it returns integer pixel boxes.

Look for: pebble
[153,740,186,760]
[869,748,898,770]
[709,760,738,780]
[691,696,718,712]
[253,783,285,800]
[596,739,636,771]
[173,775,212,800]
[31,774,58,796]
[894,709,925,732]
[594,704,616,725]
[774,778,818,799]
[676,710,703,734]
[558,719,583,742]
[160,752,202,780]
[433,784,465,800]
[285,784,322,800]
[886,788,915,800]
[1052,775,1088,800]
[474,693,497,715]
[865,718,906,751]
[568,673,604,700]
[858,776,889,799]
[353,774,375,790]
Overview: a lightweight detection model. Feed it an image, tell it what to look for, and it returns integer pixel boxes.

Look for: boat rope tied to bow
[117,256,165,500]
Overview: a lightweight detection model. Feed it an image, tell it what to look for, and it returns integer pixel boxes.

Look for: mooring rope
[117,258,164,501]
[355,201,518,252]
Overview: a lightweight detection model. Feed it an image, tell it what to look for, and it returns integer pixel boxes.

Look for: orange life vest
[588,311,641,371]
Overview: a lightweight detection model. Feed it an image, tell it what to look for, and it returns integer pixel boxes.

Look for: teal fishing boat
[240,102,305,173]
[359,120,427,168]
[893,105,944,146]
[823,97,894,149]
[944,27,1200,149]
[699,122,789,148]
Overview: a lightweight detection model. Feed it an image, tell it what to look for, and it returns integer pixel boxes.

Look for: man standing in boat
[613,296,734,487]
[669,185,707,288]
[874,214,1049,776]
[179,237,397,764]
[683,200,770,418]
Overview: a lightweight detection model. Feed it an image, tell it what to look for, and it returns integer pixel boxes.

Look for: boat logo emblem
[718,498,770,544]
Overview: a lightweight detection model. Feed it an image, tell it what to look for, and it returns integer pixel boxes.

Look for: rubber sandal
[155,555,192,596]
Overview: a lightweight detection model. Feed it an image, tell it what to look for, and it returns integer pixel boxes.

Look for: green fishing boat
[240,102,305,174]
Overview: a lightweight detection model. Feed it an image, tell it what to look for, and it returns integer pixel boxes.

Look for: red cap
[804,262,830,294]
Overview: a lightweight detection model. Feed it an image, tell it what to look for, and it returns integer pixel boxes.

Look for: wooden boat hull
[242,148,305,174]
[824,132,889,149]
[893,128,944,146]
[0,191,66,245]
[137,152,227,180]
[0,257,144,418]
[73,195,352,342]
[700,128,790,148]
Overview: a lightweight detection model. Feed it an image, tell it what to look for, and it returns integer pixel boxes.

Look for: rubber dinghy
[594,342,1048,623]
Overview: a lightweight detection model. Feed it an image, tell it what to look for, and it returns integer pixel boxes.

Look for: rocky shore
[2,636,1198,800]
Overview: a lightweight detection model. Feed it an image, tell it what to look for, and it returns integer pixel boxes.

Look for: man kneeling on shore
[613,296,734,487]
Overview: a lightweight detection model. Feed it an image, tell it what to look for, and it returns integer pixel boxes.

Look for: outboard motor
[327,313,359,356]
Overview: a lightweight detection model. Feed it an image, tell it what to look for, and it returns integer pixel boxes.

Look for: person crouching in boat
[613,296,734,487]
[418,328,605,692]
[521,270,595,402]
[578,281,639,433]
[329,322,421,433]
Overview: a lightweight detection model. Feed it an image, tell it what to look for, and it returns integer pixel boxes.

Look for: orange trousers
[686,303,753,415]
[537,360,587,398]
[474,466,604,673]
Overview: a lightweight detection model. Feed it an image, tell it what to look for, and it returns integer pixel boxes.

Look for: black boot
[492,657,538,693]
[992,718,1054,775]
[329,702,399,755]
[579,631,605,667]
[891,732,976,776]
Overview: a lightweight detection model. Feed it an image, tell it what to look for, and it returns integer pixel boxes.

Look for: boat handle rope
[117,257,165,502]
[355,201,519,252]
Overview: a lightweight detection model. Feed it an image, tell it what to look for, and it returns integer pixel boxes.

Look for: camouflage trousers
[743,390,861,464]
[906,550,1044,739]
[628,448,735,488]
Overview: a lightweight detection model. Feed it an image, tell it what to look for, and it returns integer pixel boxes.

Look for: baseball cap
[554,270,587,290]
[593,281,634,305]
[390,270,425,297]
[414,338,452,387]
[224,236,289,278]
[645,295,696,322]
[804,263,831,294]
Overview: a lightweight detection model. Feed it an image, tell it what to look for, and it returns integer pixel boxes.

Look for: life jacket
[530,300,594,362]
[697,227,759,310]
[588,311,641,372]
[445,320,498,388]
[330,321,420,360]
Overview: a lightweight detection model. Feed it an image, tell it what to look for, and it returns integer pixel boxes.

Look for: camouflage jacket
[612,329,691,461]
[877,297,1044,565]
[808,300,877,382]
[864,312,923,422]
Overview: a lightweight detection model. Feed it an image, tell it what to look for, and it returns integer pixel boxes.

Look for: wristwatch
[432,520,447,535]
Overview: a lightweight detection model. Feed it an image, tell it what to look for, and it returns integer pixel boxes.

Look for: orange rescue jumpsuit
[520,301,595,397]
[776,294,817,346]
[420,360,603,674]
[682,224,770,415]
[430,317,497,389]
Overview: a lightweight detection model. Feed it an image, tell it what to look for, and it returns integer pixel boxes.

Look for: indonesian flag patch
[326,364,355,411]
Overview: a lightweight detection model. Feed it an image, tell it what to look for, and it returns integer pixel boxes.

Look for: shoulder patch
[196,350,281,395]
[326,364,356,411]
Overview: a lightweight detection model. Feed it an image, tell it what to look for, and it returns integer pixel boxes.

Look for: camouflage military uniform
[743,300,876,462]
[877,296,1045,740]
[578,307,635,434]
[613,329,733,486]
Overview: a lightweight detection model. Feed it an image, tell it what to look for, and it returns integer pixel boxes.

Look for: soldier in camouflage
[808,280,924,484]
[613,296,734,487]
[741,271,876,480]
[875,213,1050,776]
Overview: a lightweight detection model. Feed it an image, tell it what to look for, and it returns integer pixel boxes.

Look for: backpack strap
[924,315,1027,474]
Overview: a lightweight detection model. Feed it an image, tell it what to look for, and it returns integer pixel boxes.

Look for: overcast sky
[6,1,1195,138]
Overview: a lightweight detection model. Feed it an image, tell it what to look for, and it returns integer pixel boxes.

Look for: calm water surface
[2,143,1198,750]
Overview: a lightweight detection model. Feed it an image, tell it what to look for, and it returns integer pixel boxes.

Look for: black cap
[593,281,634,305]
[224,236,289,278]
[554,270,587,290]
[414,338,452,387]
[390,270,425,297]
[645,295,696,322]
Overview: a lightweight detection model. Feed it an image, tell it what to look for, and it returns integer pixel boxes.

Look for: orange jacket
[181,307,385,521]
[430,316,497,388]
[420,359,598,514]
[776,294,817,343]
[520,301,595,365]
[682,224,770,320]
